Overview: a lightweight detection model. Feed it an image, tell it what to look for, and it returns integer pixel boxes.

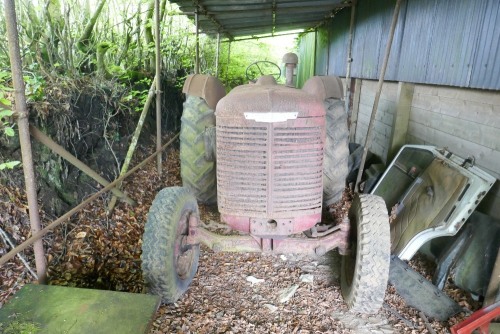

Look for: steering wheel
[245,61,281,82]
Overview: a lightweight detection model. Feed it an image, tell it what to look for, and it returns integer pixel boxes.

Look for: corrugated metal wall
[299,0,500,90]
[327,13,350,76]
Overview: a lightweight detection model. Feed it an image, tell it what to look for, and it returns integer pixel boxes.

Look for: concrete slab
[0,284,160,334]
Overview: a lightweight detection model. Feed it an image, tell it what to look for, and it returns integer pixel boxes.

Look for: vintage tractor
[141,58,391,314]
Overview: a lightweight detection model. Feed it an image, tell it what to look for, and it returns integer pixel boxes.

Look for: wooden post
[344,0,357,112]
[155,0,162,175]
[388,82,414,161]
[355,0,402,192]
[4,0,46,283]
[195,9,199,74]
[349,79,362,142]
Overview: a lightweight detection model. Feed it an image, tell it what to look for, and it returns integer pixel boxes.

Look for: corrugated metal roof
[170,0,350,39]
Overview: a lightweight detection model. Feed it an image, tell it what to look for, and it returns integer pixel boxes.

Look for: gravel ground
[0,145,477,333]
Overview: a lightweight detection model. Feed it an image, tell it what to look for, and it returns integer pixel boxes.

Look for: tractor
[141,55,391,314]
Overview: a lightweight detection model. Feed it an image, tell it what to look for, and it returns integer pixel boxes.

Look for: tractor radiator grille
[217,123,323,218]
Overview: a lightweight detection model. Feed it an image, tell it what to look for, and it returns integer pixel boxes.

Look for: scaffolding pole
[4,0,46,283]
[215,32,220,77]
[344,0,357,112]
[155,0,162,175]
[225,42,231,86]
[355,0,402,192]
[195,9,200,74]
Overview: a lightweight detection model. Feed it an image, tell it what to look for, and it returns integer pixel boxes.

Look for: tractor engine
[215,80,326,238]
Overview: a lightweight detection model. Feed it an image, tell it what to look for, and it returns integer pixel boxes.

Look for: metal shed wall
[308,0,500,90]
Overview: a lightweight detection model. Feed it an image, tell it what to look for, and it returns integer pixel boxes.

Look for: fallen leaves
[0,143,482,333]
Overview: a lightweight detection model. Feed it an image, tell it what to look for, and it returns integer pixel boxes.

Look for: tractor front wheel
[341,193,390,313]
[141,187,200,303]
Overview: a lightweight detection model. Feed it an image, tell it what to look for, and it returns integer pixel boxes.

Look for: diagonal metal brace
[29,125,135,206]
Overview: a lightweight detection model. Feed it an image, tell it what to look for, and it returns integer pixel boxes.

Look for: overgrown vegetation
[0,320,41,334]
[0,0,286,214]
[0,70,20,170]
[0,0,280,89]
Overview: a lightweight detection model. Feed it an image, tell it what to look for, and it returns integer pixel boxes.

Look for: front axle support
[187,216,349,256]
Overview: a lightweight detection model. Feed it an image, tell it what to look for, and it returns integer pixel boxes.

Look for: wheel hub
[175,212,197,280]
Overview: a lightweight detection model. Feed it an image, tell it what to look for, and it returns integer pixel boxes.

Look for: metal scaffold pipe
[195,9,200,74]
[215,32,220,77]
[155,0,162,175]
[4,0,47,283]
[354,0,402,192]
[344,0,357,113]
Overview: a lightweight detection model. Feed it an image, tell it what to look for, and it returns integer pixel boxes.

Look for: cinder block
[413,84,439,97]
[412,94,440,111]
[438,97,463,118]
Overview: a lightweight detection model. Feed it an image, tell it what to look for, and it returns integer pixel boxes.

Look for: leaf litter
[0,142,481,333]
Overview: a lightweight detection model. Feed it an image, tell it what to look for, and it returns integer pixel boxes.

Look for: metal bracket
[250,219,293,237]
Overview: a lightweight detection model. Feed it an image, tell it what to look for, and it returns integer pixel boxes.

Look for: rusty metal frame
[4,0,46,283]
[187,216,349,256]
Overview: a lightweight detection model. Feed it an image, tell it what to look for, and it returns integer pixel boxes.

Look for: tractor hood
[215,84,325,121]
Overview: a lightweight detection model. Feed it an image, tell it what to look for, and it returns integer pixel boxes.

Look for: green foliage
[0,69,20,171]
[0,160,21,170]
[0,1,291,93]
[0,320,41,334]
[0,88,11,107]
[0,70,15,138]
[121,77,152,112]
[23,73,45,102]
[218,40,279,89]
[0,107,20,170]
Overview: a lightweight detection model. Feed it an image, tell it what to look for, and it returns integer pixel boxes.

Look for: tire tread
[341,194,390,313]
[180,96,217,204]
[141,187,200,303]
[323,98,349,206]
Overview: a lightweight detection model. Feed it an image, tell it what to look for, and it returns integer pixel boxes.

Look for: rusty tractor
[141,55,391,314]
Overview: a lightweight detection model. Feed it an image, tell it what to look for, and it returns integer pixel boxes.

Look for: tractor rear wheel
[180,95,217,204]
[341,193,390,313]
[323,98,349,206]
[141,187,200,303]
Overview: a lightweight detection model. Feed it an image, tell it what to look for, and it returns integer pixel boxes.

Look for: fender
[182,74,226,110]
[302,75,343,101]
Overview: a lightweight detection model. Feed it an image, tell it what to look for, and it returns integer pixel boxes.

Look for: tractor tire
[180,95,217,204]
[341,193,390,314]
[323,98,349,206]
[141,187,200,303]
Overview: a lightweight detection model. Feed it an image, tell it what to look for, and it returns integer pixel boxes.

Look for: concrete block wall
[353,79,500,219]
[354,80,398,163]
[408,85,500,219]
